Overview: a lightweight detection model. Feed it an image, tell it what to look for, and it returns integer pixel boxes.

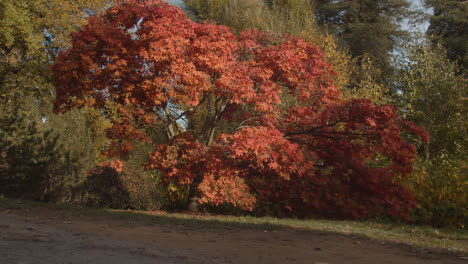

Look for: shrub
[121,164,161,210]
[81,162,161,210]
[149,170,190,211]
[402,160,467,228]
[0,104,93,202]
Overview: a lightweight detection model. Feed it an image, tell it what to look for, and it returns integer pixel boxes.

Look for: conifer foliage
[426,0,468,75]
[52,0,428,219]
[312,0,413,84]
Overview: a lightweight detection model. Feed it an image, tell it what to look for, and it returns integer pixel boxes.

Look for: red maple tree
[51,0,428,219]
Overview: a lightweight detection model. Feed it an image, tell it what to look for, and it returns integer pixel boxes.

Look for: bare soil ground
[0,207,466,264]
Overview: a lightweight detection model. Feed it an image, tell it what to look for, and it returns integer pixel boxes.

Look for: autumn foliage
[51,0,428,219]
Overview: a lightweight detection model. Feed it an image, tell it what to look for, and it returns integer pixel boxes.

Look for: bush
[402,160,467,228]
[121,164,162,210]
[81,162,161,210]
[148,170,190,211]
[0,101,98,202]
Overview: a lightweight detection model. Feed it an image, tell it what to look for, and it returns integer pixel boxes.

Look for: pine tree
[0,97,98,201]
[312,0,414,85]
[0,98,58,199]
[426,0,468,75]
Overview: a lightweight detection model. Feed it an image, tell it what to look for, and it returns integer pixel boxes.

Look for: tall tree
[0,0,112,103]
[312,0,413,84]
[400,40,467,162]
[398,40,467,227]
[0,97,97,201]
[425,0,468,75]
[183,0,269,33]
[0,0,112,200]
[52,0,428,219]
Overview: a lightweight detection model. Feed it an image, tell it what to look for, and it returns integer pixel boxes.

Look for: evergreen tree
[0,97,98,201]
[312,0,414,84]
[0,0,112,201]
[426,0,468,75]
[0,101,54,199]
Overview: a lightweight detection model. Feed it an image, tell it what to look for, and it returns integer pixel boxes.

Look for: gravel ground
[0,208,466,264]
[0,212,212,264]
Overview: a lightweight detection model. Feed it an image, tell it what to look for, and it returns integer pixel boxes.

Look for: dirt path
[0,207,466,264]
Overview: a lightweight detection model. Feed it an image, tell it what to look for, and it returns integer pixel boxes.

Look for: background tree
[0,0,112,103]
[398,39,467,227]
[0,0,113,201]
[311,0,414,85]
[52,0,427,219]
[0,98,97,201]
[425,0,468,76]
[400,41,467,161]
[183,0,269,33]
[344,57,393,105]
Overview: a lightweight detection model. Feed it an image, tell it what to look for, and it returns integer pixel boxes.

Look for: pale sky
[165,0,184,8]
[404,0,432,34]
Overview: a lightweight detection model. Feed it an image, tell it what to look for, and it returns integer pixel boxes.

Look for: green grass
[1,197,467,255]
